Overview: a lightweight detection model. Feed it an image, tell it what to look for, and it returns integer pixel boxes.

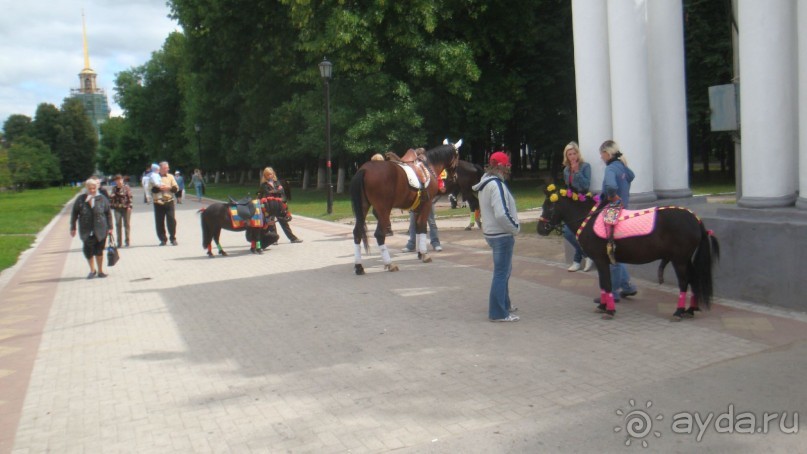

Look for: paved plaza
[0,195,805,453]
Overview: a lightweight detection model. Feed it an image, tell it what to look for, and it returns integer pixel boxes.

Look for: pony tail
[691,224,719,309]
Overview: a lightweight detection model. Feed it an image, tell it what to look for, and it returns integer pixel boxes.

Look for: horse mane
[545,184,601,205]
[423,144,457,166]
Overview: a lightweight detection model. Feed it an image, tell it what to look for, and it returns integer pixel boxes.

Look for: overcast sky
[0,0,180,129]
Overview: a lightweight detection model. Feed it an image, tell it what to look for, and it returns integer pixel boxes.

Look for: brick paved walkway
[1,197,805,453]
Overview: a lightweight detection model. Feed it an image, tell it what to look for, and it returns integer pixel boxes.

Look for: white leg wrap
[354,243,362,264]
[379,244,391,264]
[418,233,428,253]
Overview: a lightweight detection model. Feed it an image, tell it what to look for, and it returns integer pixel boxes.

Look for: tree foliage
[7,136,62,188]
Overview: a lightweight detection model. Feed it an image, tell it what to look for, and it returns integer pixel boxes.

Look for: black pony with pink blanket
[536,185,719,320]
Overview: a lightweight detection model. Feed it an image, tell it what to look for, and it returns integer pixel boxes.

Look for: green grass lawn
[0,186,81,273]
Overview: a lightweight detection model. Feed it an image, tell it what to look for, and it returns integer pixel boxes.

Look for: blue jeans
[405,208,440,249]
[562,224,586,263]
[610,263,636,297]
[485,235,515,320]
[194,183,203,201]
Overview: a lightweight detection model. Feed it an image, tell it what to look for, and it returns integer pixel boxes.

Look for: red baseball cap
[489,151,511,167]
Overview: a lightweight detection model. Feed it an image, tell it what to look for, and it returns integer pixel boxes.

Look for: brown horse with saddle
[350,139,461,275]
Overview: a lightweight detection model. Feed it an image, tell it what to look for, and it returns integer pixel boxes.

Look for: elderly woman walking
[70,178,114,279]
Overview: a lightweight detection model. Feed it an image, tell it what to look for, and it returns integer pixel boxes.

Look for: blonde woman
[258,167,302,243]
[561,142,593,272]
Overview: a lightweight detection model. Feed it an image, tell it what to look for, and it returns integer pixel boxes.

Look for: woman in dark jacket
[70,178,114,278]
[258,167,302,243]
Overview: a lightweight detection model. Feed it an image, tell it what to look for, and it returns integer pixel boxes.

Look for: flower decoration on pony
[545,184,600,205]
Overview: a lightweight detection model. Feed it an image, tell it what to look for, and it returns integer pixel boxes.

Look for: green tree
[7,136,62,188]
[56,98,98,182]
[0,149,11,188]
[2,114,33,144]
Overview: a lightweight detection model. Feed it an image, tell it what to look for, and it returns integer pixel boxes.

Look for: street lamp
[318,57,333,214]
[194,123,202,172]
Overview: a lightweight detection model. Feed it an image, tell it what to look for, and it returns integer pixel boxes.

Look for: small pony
[537,185,719,320]
[198,197,289,257]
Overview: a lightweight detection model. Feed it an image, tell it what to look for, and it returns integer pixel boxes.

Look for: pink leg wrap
[605,292,616,311]
[677,292,687,309]
[689,294,699,309]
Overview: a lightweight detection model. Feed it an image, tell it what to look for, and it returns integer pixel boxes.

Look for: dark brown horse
[198,198,288,257]
[444,159,484,230]
[536,185,719,320]
[350,140,461,275]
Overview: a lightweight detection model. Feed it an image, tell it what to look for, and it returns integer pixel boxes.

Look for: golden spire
[82,10,92,71]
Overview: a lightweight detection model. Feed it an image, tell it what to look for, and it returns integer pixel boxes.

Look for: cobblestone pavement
[1,197,805,453]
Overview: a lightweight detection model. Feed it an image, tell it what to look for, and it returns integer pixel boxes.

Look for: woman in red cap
[472,151,521,322]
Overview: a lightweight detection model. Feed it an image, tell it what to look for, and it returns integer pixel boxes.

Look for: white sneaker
[401,247,415,253]
[567,262,582,272]
[582,258,594,272]
[433,245,442,252]
[490,314,520,322]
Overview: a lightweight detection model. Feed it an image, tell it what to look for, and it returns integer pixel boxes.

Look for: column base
[737,194,796,208]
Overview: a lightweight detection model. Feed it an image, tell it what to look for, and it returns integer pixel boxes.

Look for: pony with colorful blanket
[198,197,289,257]
[536,185,720,320]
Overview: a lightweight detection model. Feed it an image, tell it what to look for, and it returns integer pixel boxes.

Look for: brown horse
[350,140,461,275]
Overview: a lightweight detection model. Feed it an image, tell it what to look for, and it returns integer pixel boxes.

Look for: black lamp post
[194,124,202,171]
[318,57,333,214]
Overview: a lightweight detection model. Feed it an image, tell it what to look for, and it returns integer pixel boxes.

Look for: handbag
[107,233,120,267]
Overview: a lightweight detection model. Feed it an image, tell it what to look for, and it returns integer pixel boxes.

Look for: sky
[0,0,181,129]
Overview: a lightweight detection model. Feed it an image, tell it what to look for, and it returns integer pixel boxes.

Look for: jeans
[405,208,440,249]
[562,224,586,263]
[485,235,515,320]
[194,183,203,201]
[610,263,636,297]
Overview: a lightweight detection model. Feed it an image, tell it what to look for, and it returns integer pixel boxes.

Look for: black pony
[198,197,289,257]
[536,185,719,320]
[444,160,484,230]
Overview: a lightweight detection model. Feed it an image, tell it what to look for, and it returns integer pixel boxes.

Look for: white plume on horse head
[442,138,463,150]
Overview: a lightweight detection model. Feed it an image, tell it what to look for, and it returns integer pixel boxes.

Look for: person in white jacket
[472,151,521,322]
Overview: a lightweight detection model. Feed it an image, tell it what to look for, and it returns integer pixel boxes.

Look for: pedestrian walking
[472,151,521,322]
[152,161,179,246]
[109,174,133,247]
[191,169,204,202]
[70,178,114,279]
[175,171,185,204]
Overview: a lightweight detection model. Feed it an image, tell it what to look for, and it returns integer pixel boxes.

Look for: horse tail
[350,169,370,253]
[198,208,212,249]
[691,224,720,309]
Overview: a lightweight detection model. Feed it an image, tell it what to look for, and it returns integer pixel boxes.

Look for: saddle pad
[395,162,431,189]
[229,200,264,229]
[592,207,658,240]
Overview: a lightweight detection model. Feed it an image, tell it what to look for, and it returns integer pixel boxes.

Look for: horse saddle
[228,199,264,229]
[592,207,659,240]
[394,161,431,190]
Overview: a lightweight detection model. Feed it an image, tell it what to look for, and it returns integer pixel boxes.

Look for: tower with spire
[70,11,110,136]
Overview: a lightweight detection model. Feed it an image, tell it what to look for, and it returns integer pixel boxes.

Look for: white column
[797,0,807,209]
[571,0,612,192]
[606,0,656,203]
[648,0,692,199]
[738,0,798,207]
